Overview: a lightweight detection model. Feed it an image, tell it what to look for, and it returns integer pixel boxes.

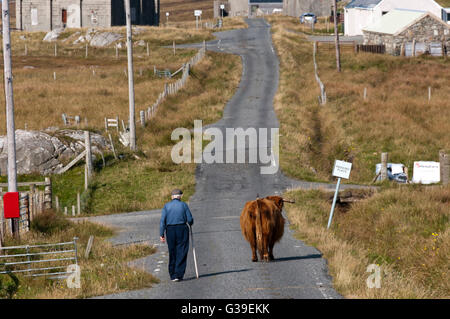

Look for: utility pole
[333,0,341,72]
[125,0,137,151]
[2,0,19,239]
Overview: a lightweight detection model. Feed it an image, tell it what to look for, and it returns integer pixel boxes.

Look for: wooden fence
[313,42,326,105]
[316,41,358,54]
[0,178,52,239]
[356,44,386,54]
[139,43,207,127]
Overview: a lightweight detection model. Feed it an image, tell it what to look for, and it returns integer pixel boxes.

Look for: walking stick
[188,224,199,279]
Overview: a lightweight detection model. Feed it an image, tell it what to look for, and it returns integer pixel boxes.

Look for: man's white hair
[172,194,182,199]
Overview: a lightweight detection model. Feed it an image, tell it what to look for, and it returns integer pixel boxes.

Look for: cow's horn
[282,198,295,203]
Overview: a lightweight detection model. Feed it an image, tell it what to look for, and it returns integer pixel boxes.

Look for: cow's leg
[251,245,258,262]
[268,241,275,261]
[251,233,258,262]
[262,237,270,262]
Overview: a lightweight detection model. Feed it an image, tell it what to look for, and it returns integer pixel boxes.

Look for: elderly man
[160,189,194,282]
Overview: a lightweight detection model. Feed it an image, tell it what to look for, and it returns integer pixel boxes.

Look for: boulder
[43,28,65,42]
[89,32,123,47]
[0,129,110,175]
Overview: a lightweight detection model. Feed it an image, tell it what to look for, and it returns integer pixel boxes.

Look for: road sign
[166,12,169,16]
[412,161,440,184]
[3,192,20,219]
[220,4,225,9]
[194,10,202,17]
[332,160,352,179]
[328,160,352,229]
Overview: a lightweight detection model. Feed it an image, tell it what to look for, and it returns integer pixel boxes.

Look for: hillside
[160,0,214,22]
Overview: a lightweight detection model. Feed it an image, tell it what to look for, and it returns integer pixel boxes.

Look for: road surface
[93,18,344,299]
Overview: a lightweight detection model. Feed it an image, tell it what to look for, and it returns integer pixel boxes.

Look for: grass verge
[284,185,449,298]
[267,16,450,184]
[0,210,158,298]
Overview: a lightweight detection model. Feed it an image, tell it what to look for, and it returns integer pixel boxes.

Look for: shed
[362,9,450,55]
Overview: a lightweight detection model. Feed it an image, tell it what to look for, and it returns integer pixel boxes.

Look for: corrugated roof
[346,0,382,9]
[362,9,427,35]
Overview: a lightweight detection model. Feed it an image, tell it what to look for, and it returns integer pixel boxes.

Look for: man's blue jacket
[160,198,194,237]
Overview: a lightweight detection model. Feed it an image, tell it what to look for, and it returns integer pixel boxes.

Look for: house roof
[346,0,382,9]
[362,9,433,35]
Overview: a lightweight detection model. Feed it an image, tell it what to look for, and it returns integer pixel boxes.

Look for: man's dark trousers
[166,224,189,280]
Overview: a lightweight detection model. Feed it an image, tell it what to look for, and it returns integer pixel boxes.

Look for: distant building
[227,0,249,17]
[248,0,284,16]
[16,0,160,31]
[214,0,229,19]
[284,0,333,18]
[362,9,450,55]
[344,0,444,36]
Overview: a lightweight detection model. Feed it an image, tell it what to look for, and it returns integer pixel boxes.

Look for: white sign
[194,10,203,17]
[412,161,440,184]
[332,160,352,179]
[220,4,225,9]
[166,12,169,16]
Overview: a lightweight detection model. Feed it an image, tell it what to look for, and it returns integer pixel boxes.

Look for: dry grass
[1,211,158,298]
[161,0,214,22]
[268,16,450,183]
[0,20,243,215]
[284,185,449,298]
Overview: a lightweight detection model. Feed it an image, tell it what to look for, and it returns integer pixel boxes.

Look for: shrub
[30,210,71,235]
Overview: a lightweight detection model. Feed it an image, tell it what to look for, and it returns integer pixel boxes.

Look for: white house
[344,0,444,36]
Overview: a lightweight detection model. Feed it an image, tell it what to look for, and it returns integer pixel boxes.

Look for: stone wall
[364,15,450,55]
[284,0,333,18]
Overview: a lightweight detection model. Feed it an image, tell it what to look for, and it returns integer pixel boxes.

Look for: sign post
[194,10,202,29]
[327,160,352,229]
[166,12,169,25]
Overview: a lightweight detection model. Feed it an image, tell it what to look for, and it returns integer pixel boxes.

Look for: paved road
[93,18,344,299]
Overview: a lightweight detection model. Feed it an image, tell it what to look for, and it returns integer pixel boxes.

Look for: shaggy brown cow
[240,196,294,262]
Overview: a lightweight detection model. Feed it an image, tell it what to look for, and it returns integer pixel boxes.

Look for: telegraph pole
[333,0,341,72]
[2,0,19,239]
[125,0,137,151]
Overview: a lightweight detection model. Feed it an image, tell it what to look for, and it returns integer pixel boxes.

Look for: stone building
[227,0,249,17]
[284,0,334,18]
[248,0,284,16]
[16,0,160,31]
[362,9,450,55]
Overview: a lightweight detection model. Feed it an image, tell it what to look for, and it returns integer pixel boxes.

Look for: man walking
[160,189,194,282]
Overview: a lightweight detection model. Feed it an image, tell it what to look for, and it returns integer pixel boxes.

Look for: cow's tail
[255,199,263,257]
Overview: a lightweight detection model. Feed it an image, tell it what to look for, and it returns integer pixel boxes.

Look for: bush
[30,210,71,235]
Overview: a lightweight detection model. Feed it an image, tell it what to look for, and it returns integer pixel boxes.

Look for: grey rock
[89,32,123,47]
[0,129,110,176]
[43,28,65,42]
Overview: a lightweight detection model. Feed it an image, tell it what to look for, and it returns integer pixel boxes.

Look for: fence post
[77,192,81,215]
[439,150,449,185]
[29,184,35,221]
[55,195,59,212]
[412,39,416,57]
[140,110,145,128]
[85,131,93,180]
[380,152,388,181]
[44,177,52,210]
